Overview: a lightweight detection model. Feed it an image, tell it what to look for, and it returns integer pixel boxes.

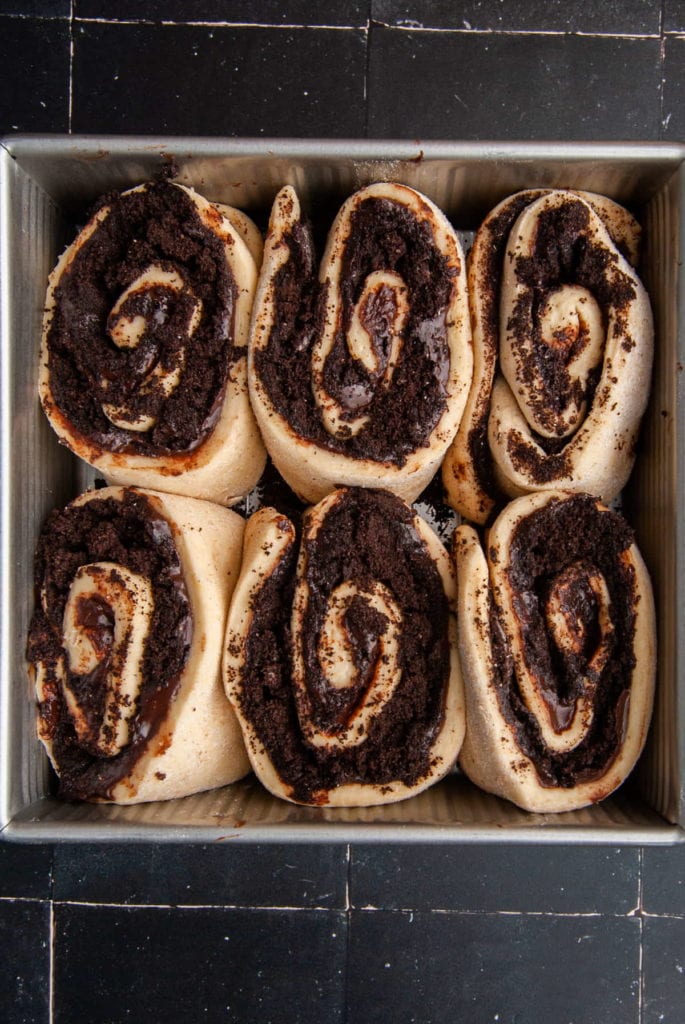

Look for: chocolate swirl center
[293,560,404,751]
[255,194,456,465]
[237,488,452,803]
[498,193,638,456]
[46,182,236,456]
[28,490,191,800]
[60,561,155,757]
[100,266,201,433]
[492,494,637,787]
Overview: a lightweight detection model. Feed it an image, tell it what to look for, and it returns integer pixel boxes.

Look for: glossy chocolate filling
[239,489,451,803]
[489,494,637,788]
[27,490,191,800]
[46,181,236,455]
[254,197,456,464]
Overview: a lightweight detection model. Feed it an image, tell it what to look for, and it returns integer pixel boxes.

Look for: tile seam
[72,18,367,30]
[48,900,54,1024]
[0,12,70,20]
[50,899,342,910]
[638,846,645,1024]
[49,842,55,901]
[345,843,351,912]
[638,915,644,1023]
[370,21,661,39]
[638,845,645,914]
[0,894,52,903]
[343,844,352,1024]
[352,906,641,917]
[162,905,674,921]
[64,17,667,39]
[67,0,74,133]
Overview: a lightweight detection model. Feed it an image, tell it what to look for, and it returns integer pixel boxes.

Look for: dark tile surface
[0,900,51,1024]
[663,0,685,33]
[71,21,367,136]
[53,842,348,907]
[0,842,52,900]
[74,1,370,25]
[643,846,685,916]
[348,910,641,1024]
[0,1,68,14]
[0,14,70,135]
[372,0,661,34]
[55,903,347,1024]
[351,844,640,913]
[643,917,685,1024]
[367,26,662,140]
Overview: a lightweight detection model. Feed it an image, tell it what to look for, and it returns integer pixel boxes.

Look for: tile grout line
[659,0,667,138]
[638,847,645,1024]
[345,843,352,913]
[72,17,367,30]
[48,842,56,1024]
[0,894,52,904]
[0,11,67,18]
[48,900,55,1024]
[342,843,352,1024]
[67,0,74,133]
[25,896,685,919]
[371,19,662,39]
[17,897,684,918]
[352,906,648,918]
[49,898,341,911]
[51,15,680,40]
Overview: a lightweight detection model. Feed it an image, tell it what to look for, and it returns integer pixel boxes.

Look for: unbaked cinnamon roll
[249,183,472,504]
[39,180,265,506]
[453,490,656,812]
[443,190,653,523]
[27,486,249,803]
[223,487,465,806]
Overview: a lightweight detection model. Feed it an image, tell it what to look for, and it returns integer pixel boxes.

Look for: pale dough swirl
[29,486,249,804]
[453,490,656,813]
[39,181,265,506]
[223,487,465,806]
[443,190,653,523]
[249,183,472,504]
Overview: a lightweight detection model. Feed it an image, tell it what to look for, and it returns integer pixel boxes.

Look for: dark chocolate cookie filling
[504,197,638,477]
[489,494,637,788]
[254,196,457,465]
[507,197,634,446]
[465,190,549,513]
[28,490,191,800]
[468,192,641,510]
[238,488,451,803]
[45,181,236,455]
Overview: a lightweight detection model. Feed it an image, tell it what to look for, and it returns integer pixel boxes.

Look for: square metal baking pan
[1,136,683,844]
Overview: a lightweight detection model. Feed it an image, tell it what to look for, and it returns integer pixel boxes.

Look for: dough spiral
[224,487,465,806]
[443,190,653,523]
[28,486,249,803]
[454,490,656,812]
[40,180,265,506]
[249,183,472,504]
